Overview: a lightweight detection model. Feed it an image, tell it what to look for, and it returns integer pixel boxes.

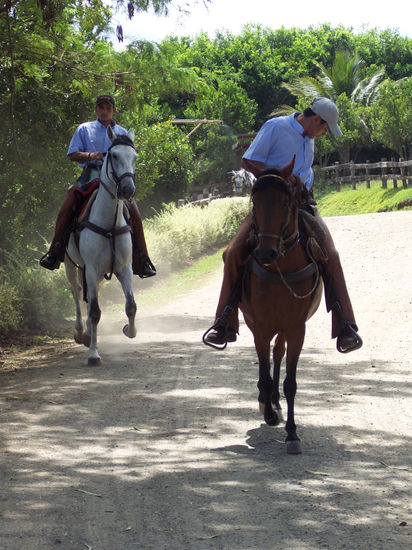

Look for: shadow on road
[0,329,410,549]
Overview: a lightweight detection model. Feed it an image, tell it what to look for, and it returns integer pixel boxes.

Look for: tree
[369,77,412,159]
[279,49,385,106]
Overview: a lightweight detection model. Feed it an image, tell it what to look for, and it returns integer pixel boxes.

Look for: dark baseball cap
[95,94,115,107]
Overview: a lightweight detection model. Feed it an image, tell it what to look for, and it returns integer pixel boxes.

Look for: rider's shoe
[337,324,363,353]
[39,252,61,271]
[133,252,157,278]
[204,327,237,345]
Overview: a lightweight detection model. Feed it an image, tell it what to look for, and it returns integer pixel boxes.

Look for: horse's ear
[107,125,116,142]
[127,129,135,143]
[281,156,296,179]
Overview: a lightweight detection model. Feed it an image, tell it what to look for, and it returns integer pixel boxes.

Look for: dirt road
[1,211,411,550]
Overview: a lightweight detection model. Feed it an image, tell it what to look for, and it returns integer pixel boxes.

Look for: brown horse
[239,162,323,454]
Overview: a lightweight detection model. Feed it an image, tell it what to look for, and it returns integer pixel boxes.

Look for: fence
[178,174,236,207]
[315,158,412,191]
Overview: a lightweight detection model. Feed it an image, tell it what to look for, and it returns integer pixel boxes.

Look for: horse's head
[251,158,301,266]
[103,126,136,200]
[231,169,256,195]
[230,170,243,194]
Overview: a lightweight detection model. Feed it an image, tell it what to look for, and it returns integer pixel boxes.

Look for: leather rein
[251,174,320,299]
[80,137,135,280]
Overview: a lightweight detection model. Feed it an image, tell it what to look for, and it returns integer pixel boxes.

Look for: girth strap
[80,220,131,238]
[252,258,317,284]
[80,220,132,280]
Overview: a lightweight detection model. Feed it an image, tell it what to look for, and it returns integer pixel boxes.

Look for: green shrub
[144,197,250,271]
[0,280,23,335]
[15,268,73,331]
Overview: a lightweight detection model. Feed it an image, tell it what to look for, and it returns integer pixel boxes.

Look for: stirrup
[39,251,61,271]
[133,253,156,278]
[202,306,235,350]
[336,324,363,353]
[203,324,230,350]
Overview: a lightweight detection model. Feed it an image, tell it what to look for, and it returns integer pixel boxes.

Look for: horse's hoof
[286,440,302,454]
[82,333,91,348]
[74,332,83,345]
[88,357,101,367]
[259,402,281,426]
[274,407,283,422]
[266,413,280,427]
[123,324,136,339]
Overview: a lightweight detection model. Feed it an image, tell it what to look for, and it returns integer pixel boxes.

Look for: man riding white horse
[40,94,156,279]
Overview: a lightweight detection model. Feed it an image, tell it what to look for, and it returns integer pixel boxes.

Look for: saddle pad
[78,188,99,222]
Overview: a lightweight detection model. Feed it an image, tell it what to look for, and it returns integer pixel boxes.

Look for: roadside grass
[316,180,412,216]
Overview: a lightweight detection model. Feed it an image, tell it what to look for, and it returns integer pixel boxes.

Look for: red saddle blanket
[73,180,100,219]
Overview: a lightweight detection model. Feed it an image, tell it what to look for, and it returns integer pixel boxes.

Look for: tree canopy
[1,2,411,265]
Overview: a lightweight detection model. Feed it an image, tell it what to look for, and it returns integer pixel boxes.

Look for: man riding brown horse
[204,97,362,354]
[40,94,156,279]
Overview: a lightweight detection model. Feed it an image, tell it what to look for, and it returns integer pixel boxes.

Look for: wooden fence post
[350,160,356,189]
[381,158,387,189]
[365,160,371,188]
[391,157,398,188]
[399,158,407,188]
[334,161,340,191]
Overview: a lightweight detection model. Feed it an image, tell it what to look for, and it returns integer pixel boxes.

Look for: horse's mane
[251,166,291,197]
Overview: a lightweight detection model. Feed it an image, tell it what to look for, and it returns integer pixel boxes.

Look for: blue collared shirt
[243,113,315,190]
[67,119,128,167]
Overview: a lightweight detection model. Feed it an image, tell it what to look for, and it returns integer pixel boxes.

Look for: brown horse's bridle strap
[252,173,301,256]
[255,204,299,257]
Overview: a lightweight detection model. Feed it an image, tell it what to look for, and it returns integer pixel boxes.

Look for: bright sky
[111,0,412,47]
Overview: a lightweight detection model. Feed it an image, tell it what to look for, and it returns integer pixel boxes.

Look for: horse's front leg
[65,261,84,345]
[272,332,286,422]
[116,265,137,338]
[255,333,279,426]
[283,325,305,454]
[85,270,102,366]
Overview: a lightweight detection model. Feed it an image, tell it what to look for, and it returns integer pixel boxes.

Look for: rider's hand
[88,151,104,161]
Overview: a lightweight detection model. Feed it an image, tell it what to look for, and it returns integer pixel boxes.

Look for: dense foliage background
[1,0,411,335]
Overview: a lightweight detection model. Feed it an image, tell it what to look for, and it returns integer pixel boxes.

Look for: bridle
[251,173,320,299]
[100,136,136,200]
[252,174,300,258]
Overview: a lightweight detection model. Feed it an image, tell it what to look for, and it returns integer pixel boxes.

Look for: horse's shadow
[212,424,285,457]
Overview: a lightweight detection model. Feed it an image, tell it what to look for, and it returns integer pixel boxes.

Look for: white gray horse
[65,126,137,366]
[230,168,256,195]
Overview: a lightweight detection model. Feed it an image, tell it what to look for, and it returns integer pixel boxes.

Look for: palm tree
[271,49,384,116]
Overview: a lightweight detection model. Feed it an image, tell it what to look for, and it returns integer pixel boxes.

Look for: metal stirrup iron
[202,264,245,350]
